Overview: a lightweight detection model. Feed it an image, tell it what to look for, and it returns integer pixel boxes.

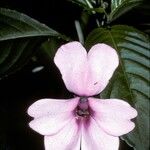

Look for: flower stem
[75,20,84,44]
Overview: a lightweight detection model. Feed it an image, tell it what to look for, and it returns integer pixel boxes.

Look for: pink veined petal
[27,97,79,118]
[54,41,89,96]
[29,112,74,136]
[87,44,119,95]
[44,118,81,150]
[81,117,119,150]
[89,98,137,136]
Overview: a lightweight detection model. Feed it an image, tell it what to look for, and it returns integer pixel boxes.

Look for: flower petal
[27,97,79,118]
[54,41,89,96]
[28,98,79,135]
[54,42,119,96]
[44,118,81,150]
[29,112,74,135]
[89,98,137,136]
[87,44,119,95]
[81,117,119,150]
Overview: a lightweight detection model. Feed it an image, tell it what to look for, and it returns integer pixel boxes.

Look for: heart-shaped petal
[54,41,119,96]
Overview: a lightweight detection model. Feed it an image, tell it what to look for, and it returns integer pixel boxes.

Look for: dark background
[0,1,80,149]
[0,0,149,149]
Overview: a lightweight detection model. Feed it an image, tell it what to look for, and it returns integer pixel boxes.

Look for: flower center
[76,97,90,118]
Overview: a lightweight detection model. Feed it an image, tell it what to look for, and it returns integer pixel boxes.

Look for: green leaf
[68,0,87,8]
[85,25,150,150]
[109,0,142,22]
[0,8,63,78]
[69,0,98,10]
[40,38,64,60]
[133,2,150,35]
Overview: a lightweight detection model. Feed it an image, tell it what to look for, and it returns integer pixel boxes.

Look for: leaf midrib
[107,29,145,148]
[107,30,134,100]
[0,33,56,41]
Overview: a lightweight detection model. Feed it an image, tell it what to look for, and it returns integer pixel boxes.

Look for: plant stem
[85,0,100,27]
[75,20,84,44]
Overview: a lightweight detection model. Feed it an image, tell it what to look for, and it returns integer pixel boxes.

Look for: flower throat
[76,97,90,118]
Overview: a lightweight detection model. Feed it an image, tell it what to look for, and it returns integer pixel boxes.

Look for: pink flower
[27,41,137,150]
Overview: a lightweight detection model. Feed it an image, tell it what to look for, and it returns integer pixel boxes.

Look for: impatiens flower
[27,41,137,150]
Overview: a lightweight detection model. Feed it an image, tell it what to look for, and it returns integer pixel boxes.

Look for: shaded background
[0,0,78,149]
[0,0,149,149]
